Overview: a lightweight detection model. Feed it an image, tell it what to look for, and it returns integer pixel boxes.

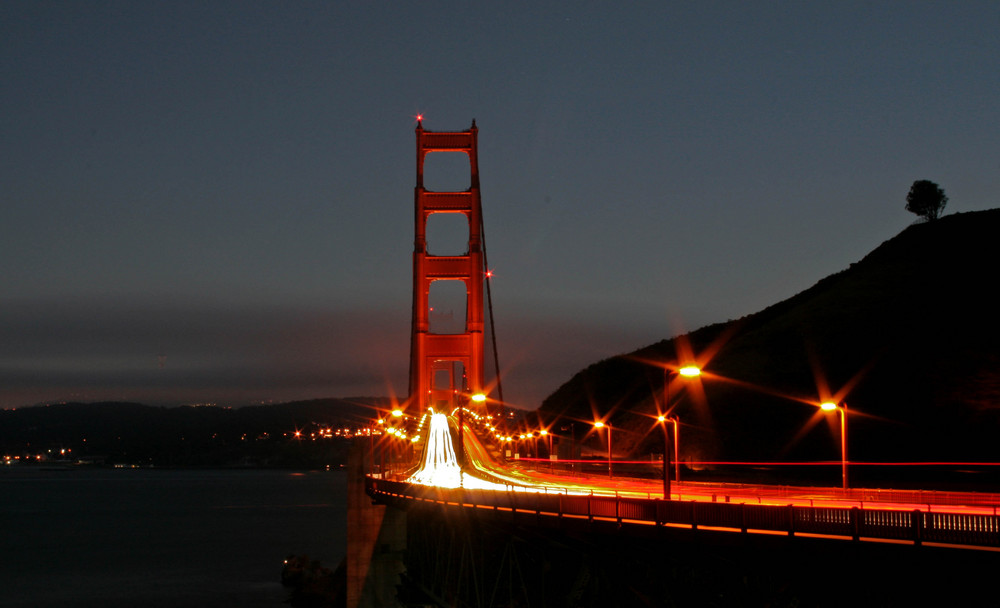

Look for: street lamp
[656,414,680,499]
[594,421,612,479]
[821,402,849,490]
[539,429,552,470]
[661,365,700,497]
[559,423,577,474]
[456,392,486,469]
[457,392,466,469]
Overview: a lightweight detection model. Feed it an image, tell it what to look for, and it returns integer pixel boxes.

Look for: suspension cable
[479,209,504,411]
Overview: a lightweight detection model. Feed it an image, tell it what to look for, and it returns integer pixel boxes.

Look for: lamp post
[821,402,849,490]
[571,423,576,474]
[456,392,485,469]
[391,407,404,470]
[457,392,465,469]
[560,423,577,474]
[656,414,681,499]
[594,421,612,479]
[661,365,700,497]
[539,429,552,471]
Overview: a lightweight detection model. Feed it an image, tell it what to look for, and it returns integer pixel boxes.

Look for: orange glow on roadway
[388,411,1000,517]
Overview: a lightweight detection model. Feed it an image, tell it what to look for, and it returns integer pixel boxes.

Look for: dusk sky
[2,2,998,410]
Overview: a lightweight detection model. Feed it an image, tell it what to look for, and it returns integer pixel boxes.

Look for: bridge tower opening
[409,119,486,415]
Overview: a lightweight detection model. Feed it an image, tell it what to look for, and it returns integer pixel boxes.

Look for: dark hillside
[539,209,1000,475]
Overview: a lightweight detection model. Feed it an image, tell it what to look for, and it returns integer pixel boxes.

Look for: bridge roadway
[367,418,1000,550]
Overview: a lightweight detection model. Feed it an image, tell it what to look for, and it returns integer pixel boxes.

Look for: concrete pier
[346,442,406,608]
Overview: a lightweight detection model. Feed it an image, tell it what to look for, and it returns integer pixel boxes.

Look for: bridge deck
[366,475,1000,550]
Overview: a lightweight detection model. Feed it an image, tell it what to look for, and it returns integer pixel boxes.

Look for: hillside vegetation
[539,209,1000,471]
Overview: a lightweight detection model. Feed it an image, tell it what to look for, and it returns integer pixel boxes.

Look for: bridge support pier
[347,442,406,608]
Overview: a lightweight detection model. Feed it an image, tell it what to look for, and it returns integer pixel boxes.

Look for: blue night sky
[2,2,998,409]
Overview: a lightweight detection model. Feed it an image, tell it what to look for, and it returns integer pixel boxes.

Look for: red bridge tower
[409,119,486,413]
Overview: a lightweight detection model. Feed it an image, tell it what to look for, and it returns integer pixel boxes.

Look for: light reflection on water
[0,468,346,608]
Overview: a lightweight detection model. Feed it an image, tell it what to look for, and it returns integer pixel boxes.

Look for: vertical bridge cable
[480,210,504,409]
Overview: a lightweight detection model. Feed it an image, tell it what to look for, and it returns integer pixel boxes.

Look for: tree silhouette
[906,180,948,221]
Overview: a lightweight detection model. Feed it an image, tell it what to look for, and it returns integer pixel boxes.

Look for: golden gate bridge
[350,118,1000,607]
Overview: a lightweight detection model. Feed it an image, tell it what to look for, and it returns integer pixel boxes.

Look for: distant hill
[0,398,388,467]
[538,209,1000,472]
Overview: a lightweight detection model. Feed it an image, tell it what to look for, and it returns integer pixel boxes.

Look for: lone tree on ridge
[906,179,948,221]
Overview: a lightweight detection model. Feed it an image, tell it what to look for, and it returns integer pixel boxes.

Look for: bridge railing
[692,482,1000,510]
[502,458,1000,509]
[365,476,1000,549]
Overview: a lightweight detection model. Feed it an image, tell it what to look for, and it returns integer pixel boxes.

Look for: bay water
[0,467,346,607]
